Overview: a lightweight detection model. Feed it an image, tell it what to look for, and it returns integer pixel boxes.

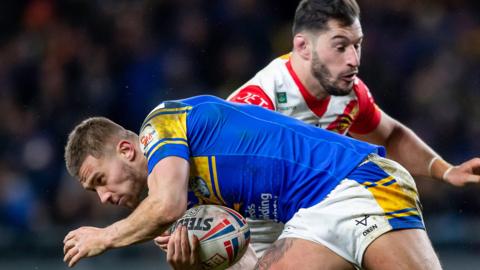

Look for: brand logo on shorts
[362,224,378,236]
[276,92,287,103]
[355,215,370,226]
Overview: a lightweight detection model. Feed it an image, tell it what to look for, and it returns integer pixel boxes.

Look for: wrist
[428,156,452,181]
[103,226,116,249]
[442,166,455,181]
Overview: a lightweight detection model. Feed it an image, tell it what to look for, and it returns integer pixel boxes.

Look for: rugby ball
[170,205,250,270]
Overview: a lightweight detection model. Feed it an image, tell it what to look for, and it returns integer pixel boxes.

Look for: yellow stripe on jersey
[146,140,189,160]
[211,156,226,205]
[142,105,192,126]
[387,209,420,219]
[189,156,226,205]
[233,203,243,213]
[140,105,191,156]
[362,175,418,220]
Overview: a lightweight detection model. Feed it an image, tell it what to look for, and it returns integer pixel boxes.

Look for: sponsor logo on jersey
[327,100,358,134]
[190,176,211,197]
[246,193,279,221]
[140,124,157,151]
[276,92,288,103]
[235,92,271,108]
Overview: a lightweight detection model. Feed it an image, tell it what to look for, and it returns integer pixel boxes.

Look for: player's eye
[336,46,346,52]
[95,176,104,186]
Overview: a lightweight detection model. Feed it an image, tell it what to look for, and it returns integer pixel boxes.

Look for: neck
[290,52,329,100]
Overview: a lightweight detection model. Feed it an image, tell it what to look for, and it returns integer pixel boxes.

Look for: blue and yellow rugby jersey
[139,95,385,223]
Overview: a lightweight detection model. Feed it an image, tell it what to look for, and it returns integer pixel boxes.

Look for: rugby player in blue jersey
[63,95,441,269]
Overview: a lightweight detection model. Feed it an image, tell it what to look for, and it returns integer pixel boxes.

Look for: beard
[310,51,354,96]
[121,162,148,209]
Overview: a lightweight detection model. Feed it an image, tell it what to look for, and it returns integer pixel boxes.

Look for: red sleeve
[227,85,275,110]
[348,79,382,134]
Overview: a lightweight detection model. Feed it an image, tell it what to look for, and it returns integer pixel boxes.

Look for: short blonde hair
[64,117,132,178]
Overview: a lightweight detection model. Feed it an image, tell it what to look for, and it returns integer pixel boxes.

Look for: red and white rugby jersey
[227,54,381,135]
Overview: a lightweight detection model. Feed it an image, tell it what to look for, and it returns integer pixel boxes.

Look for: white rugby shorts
[268,154,424,267]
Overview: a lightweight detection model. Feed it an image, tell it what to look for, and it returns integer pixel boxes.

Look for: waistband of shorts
[358,153,380,167]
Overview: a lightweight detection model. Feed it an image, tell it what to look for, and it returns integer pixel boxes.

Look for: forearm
[104,196,181,249]
[384,124,451,180]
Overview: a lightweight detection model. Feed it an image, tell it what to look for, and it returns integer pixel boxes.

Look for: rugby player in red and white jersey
[226,0,480,263]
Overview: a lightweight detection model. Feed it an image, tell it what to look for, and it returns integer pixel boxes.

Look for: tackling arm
[351,110,480,186]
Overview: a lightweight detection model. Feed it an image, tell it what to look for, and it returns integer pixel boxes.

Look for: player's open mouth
[341,73,357,82]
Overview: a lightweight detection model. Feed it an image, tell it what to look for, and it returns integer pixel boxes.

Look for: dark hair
[292,0,360,35]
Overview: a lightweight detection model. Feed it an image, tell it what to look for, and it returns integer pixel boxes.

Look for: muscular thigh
[255,238,355,270]
[362,229,442,270]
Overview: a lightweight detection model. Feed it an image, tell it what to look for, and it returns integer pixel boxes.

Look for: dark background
[0,0,479,269]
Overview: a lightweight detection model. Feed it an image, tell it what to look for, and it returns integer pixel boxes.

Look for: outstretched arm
[63,156,190,267]
[351,110,480,186]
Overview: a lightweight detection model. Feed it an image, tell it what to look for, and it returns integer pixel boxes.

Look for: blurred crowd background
[0,0,479,269]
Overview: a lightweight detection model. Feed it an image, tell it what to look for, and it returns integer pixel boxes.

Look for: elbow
[162,206,187,224]
[154,198,188,225]
[384,122,413,154]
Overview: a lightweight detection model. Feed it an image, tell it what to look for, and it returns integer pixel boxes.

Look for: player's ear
[293,32,311,60]
[117,140,135,161]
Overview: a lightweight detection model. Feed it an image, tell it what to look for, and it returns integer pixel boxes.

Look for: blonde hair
[64,117,133,178]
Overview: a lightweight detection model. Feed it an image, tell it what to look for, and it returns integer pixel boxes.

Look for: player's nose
[347,46,360,67]
[97,188,112,204]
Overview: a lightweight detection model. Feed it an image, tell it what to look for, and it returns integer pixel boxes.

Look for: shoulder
[227,54,292,110]
[141,100,193,127]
